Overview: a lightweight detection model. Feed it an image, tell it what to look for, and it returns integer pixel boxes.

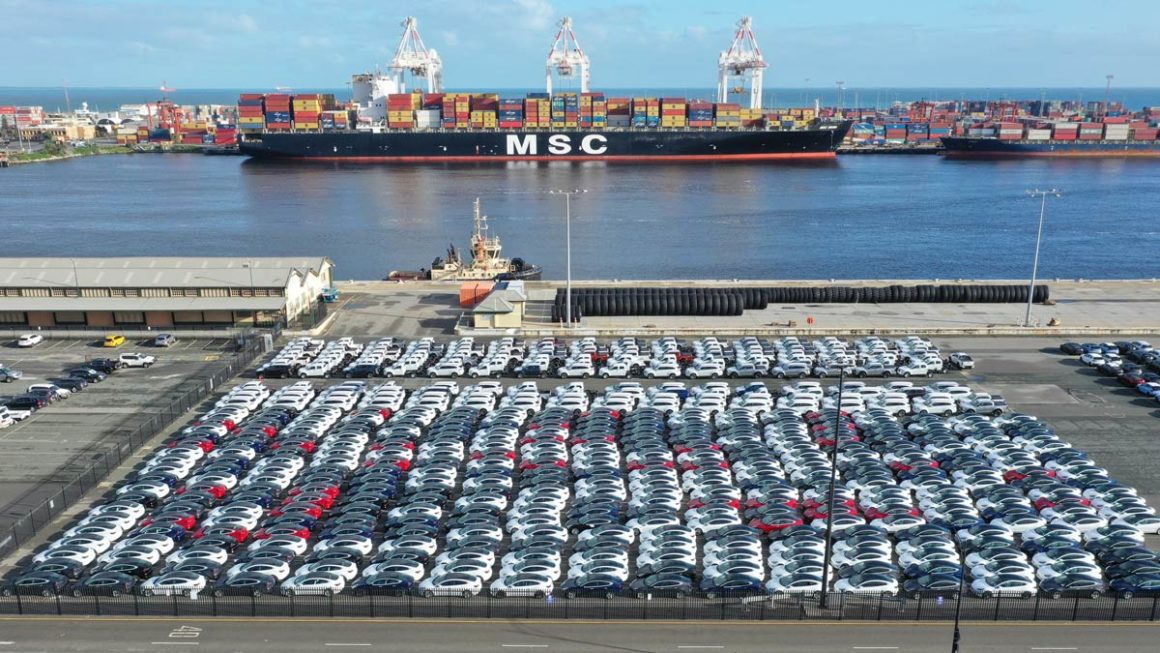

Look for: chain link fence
[0,333,270,562]
[0,591,1155,621]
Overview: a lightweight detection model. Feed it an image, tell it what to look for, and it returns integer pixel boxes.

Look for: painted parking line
[852,648,899,650]
[1029,649,1079,651]
[149,643,199,647]
[501,646,550,649]
[677,647,724,649]
[324,645,372,648]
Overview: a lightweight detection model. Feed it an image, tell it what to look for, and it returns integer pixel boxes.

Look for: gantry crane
[717,17,767,109]
[546,17,589,95]
[390,16,443,93]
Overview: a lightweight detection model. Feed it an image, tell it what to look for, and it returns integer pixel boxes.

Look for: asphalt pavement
[0,617,1155,652]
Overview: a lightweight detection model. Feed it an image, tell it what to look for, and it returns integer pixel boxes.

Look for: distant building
[0,257,332,329]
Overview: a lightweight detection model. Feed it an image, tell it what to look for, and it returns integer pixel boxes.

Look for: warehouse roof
[0,257,332,289]
[0,296,288,312]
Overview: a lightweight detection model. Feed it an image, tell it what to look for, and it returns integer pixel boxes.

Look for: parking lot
[0,335,253,535]
[3,332,1158,608]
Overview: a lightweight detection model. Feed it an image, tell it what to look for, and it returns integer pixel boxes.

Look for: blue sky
[2,0,1157,89]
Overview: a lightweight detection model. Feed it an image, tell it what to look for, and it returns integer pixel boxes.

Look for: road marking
[678,647,724,649]
[852,648,899,650]
[325,645,372,648]
[1030,649,1078,651]
[501,646,550,649]
[150,644,199,647]
[1,617,1157,627]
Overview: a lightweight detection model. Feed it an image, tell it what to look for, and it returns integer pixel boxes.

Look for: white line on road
[1030,649,1078,651]
[852,648,899,650]
[149,644,200,647]
[324,645,372,648]
[678,647,725,649]
[501,646,550,649]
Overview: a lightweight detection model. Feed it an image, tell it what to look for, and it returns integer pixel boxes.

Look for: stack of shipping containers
[470,94,498,129]
[607,98,630,128]
[525,93,549,128]
[387,93,418,129]
[579,92,606,129]
[661,98,687,128]
[292,94,322,130]
[442,93,469,128]
[687,101,713,128]
[498,98,523,129]
[237,94,265,132]
[264,94,292,130]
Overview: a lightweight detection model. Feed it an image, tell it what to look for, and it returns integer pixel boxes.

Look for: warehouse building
[0,257,333,329]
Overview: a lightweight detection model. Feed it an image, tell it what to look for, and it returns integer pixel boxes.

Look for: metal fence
[0,334,270,561]
[0,591,1156,621]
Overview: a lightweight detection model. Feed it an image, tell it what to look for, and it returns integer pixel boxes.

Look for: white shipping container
[1026,129,1052,140]
[1104,125,1130,134]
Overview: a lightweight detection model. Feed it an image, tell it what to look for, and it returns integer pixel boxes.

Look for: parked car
[154,334,177,347]
[0,366,23,383]
[16,334,44,348]
[119,353,156,368]
[103,334,126,348]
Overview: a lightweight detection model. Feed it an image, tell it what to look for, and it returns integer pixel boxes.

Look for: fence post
[15,592,22,615]
[134,591,139,616]
[877,594,884,620]
[1112,595,1119,621]
[1152,596,1159,622]
[1072,596,1080,622]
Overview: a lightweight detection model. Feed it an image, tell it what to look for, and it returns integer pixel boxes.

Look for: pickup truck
[468,360,508,378]
[557,362,596,379]
[118,353,156,368]
[0,365,23,383]
[958,393,1007,416]
[853,363,896,378]
[947,353,975,370]
[726,362,768,379]
[895,360,935,378]
[684,360,725,379]
[597,362,634,379]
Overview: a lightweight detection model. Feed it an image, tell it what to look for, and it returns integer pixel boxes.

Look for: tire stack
[548,284,1049,322]
[755,283,1047,305]
[552,288,747,319]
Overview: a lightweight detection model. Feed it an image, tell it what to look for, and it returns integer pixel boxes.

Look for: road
[0,617,1154,652]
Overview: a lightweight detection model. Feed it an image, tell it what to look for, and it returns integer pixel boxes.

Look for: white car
[834,576,899,595]
[16,333,44,347]
[140,572,208,597]
[418,573,484,598]
[766,576,824,595]
[489,574,555,598]
[970,575,1037,598]
[119,353,156,368]
[280,572,347,596]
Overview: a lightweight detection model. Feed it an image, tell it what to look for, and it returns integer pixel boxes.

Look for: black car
[214,572,278,597]
[259,364,300,379]
[87,358,123,373]
[344,364,382,378]
[3,571,68,597]
[628,573,693,598]
[49,377,88,392]
[352,572,415,596]
[68,367,107,382]
[4,395,45,411]
[73,571,138,597]
[1060,342,1084,355]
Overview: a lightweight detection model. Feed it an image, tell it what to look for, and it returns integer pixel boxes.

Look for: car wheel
[253,590,263,598]
[72,589,82,598]
[41,589,52,598]
[858,372,867,378]
[981,591,993,600]
[901,371,910,378]
[427,371,436,378]
[565,591,578,600]
[604,591,615,600]
[344,372,353,379]
[516,372,525,378]
[212,589,222,597]
[582,373,590,379]
[882,371,892,377]
[775,372,785,379]
[1122,591,1134,600]
[0,588,11,597]
[669,373,677,379]
[533,591,545,599]
[143,589,155,597]
[705,592,717,600]
[728,372,738,379]
[600,372,610,379]
[460,590,472,599]
[710,373,720,379]
[1089,590,1101,600]
[992,410,1003,417]
[493,590,506,598]
[423,590,435,599]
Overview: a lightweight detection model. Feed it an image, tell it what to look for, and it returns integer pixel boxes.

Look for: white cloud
[514,0,554,31]
[298,35,333,48]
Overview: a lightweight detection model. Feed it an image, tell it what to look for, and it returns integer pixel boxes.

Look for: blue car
[700,574,765,598]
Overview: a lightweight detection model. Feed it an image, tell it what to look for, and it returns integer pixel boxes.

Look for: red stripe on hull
[945,151,1160,159]
[268,152,837,163]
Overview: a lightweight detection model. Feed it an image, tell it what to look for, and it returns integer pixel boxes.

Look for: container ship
[236,91,851,163]
[940,119,1160,158]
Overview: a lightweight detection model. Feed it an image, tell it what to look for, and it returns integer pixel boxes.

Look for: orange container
[459,281,495,307]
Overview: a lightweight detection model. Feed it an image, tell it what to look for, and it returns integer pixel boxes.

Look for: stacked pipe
[549,284,1049,321]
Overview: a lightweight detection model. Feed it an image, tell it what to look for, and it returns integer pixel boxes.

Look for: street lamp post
[1024,189,1060,327]
[951,555,966,653]
[549,189,586,327]
[818,366,845,609]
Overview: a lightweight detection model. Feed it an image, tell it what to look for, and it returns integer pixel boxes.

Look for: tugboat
[388,199,543,282]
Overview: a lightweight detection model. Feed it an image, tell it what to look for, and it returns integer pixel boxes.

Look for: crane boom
[546,17,589,95]
[389,16,443,93]
[717,17,767,110]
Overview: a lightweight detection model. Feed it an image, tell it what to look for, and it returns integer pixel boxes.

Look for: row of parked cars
[1061,341,1160,411]
[6,376,1156,600]
[0,353,155,428]
[254,336,975,382]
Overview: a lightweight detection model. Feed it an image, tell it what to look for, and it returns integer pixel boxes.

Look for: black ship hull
[238,123,851,163]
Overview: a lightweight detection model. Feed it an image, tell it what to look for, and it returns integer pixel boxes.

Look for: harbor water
[1,154,1158,280]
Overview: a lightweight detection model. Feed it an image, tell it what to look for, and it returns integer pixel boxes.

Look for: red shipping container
[1130,128,1158,140]
[238,94,264,101]
[294,111,320,120]
[266,94,291,101]
[1102,117,1129,124]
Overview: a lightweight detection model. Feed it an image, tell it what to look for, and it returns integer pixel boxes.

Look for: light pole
[818,366,845,609]
[549,189,586,327]
[1024,189,1060,327]
[951,549,965,653]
